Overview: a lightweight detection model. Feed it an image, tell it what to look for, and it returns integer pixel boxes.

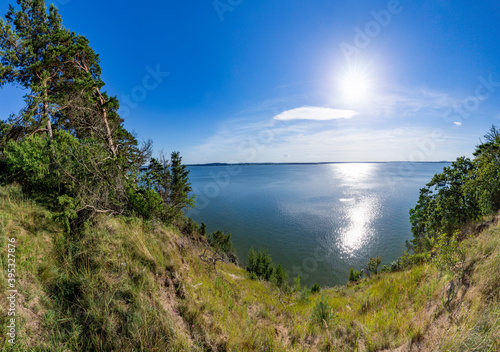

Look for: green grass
[0,184,192,351]
[1,183,500,351]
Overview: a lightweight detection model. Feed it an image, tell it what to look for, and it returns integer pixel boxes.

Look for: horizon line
[187,161,452,166]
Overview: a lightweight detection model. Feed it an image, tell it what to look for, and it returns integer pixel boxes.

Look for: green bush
[272,263,288,290]
[380,265,390,273]
[432,232,466,278]
[182,217,200,235]
[390,260,401,272]
[311,283,321,293]
[399,251,430,269]
[348,267,362,282]
[208,231,233,253]
[367,256,382,275]
[311,296,335,328]
[246,248,275,281]
[299,286,310,303]
[293,275,301,293]
[207,230,238,264]
[246,248,290,290]
[126,185,163,220]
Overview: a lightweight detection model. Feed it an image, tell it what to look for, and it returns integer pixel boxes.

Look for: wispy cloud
[361,87,460,118]
[273,106,359,121]
[182,85,483,164]
[184,115,475,164]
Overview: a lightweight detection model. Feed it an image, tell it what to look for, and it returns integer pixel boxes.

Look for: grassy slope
[0,184,499,351]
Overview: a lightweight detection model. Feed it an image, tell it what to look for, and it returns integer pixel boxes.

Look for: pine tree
[169,151,194,210]
[0,1,144,161]
[0,1,151,227]
[273,263,288,290]
[0,0,64,141]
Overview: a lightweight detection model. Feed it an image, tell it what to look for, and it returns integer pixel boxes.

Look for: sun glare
[339,69,372,104]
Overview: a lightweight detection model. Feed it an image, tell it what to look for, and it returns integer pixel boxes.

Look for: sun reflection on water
[330,163,380,256]
[340,197,377,254]
[335,163,376,185]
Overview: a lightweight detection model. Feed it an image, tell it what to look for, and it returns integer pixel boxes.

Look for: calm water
[186,163,448,286]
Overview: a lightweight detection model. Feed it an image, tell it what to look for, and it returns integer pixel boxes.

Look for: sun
[339,69,372,104]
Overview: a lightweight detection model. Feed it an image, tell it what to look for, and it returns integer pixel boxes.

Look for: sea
[186,162,449,287]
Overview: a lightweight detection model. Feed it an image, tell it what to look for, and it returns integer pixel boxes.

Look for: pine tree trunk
[43,80,53,141]
[97,89,117,157]
[45,101,53,140]
[43,80,56,160]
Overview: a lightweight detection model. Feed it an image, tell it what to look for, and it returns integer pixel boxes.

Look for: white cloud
[273,106,358,121]
[182,86,480,164]
[183,113,475,164]
[453,121,462,126]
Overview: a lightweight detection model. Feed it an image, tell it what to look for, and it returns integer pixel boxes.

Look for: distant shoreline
[187,161,451,167]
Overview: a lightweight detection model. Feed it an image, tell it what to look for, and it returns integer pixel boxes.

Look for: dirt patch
[155,272,191,342]
[274,324,290,345]
[14,291,45,348]
[247,304,260,320]
[227,273,243,280]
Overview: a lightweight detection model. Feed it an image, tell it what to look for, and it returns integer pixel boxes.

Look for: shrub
[367,256,382,275]
[182,217,200,235]
[246,248,275,281]
[311,283,321,293]
[293,275,301,293]
[300,286,311,302]
[433,232,466,279]
[380,265,390,273]
[126,186,163,220]
[208,230,233,253]
[348,267,362,282]
[390,260,401,272]
[311,296,335,328]
[207,230,238,264]
[399,251,431,269]
[273,263,288,290]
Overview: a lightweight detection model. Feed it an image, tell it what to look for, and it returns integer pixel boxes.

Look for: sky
[1,0,500,163]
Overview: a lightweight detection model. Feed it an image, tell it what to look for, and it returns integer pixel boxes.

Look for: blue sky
[1,0,500,163]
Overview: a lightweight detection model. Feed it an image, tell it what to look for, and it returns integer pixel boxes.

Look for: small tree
[311,283,321,293]
[432,232,466,280]
[246,248,275,281]
[293,275,301,293]
[170,151,194,211]
[207,230,238,263]
[299,286,311,302]
[200,222,207,236]
[146,156,171,204]
[348,267,362,282]
[367,256,382,275]
[273,263,288,290]
[311,296,335,328]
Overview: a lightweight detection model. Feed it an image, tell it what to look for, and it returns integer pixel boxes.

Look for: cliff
[1,183,499,351]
